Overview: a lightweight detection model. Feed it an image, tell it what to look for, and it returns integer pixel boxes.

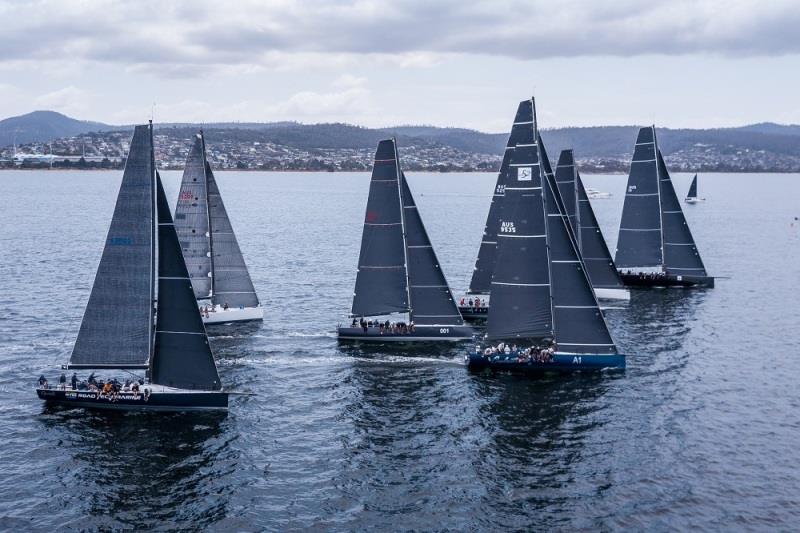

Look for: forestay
[657,151,708,277]
[69,124,154,369]
[351,139,409,317]
[152,174,222,391]
[615,126,664,268]
[175,135,213,299]
[487,99,553,341]
[400,172,463,326]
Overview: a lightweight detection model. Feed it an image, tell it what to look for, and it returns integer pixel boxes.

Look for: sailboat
[684,174,705,203]
[467,98,624,373]
[554,150,629,301]
[338,138,473,342]
[174,132,263,324]
[615,126,714,288]
[36,123,228,411]
[459,101,531,321]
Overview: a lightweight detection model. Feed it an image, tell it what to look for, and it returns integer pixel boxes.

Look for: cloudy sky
[1,0,798,132]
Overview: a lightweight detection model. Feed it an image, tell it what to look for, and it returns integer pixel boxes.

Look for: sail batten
[68,125,155,369]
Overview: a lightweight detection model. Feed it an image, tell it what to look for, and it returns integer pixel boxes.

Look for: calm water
[1,170,799,531]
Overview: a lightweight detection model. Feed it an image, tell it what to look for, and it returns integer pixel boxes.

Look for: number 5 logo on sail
[517,167,532,181]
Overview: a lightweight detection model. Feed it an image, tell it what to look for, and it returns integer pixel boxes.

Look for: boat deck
[337,324,473,342]
[620,272,714,288]
[37,386,228,411]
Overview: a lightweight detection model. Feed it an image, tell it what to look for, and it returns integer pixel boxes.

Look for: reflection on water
[36,410,231,530]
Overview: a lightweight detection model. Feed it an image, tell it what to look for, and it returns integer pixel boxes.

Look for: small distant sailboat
[36,123,228,411]
[585,187,612,199]
[615,127,714,288]
[555,150,629,301]
[175,132,263,324]
[338,138,473,342]
[467,98,624,374]
[684,174,705,203]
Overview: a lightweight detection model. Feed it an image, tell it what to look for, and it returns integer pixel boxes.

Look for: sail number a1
[517,167,532,181]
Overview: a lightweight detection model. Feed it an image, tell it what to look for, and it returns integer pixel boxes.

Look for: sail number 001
[439,328,449,334]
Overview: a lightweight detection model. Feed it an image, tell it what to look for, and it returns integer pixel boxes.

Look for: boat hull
[620,272,714,288]
[202,305,264,324]
[457,305,489,321]
[684,198,705,203]
[337,325,473,342]
[594,287,631,301]
[466,352,625,374]
[36,387,228,412]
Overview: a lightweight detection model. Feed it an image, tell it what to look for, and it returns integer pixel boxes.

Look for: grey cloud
[0,0,798,75]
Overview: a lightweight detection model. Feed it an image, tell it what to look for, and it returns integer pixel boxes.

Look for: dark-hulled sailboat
[615,126,714,288]
[338,138,473,342]
[467,99,624,373]
[684,174,705,203]
[554,149,629,300]
[37,123,227,411]
[175,132,262,324]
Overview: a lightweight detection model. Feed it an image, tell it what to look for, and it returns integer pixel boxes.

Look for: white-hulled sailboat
[36,123,228,411]
[175,132,263,324]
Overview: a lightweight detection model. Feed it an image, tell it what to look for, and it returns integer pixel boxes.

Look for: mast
[395,139,413,321]
[653,126,665,271]
[533,100,557,341]
[148,121,156,376]
[201,130,215,299]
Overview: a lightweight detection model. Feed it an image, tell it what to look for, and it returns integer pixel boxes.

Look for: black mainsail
[69,124,155,369]
[153,173,222,390]
[175,133,259,309]
[487,98,616,355]
[351,139,409,317]
[555,149,579,238]
[657,151,708,278]
[467,101,530,295]
[615,126,664,269]
[486,99,552,340]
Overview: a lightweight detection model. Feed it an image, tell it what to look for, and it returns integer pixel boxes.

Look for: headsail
[575,171,626,290]
[400,172,463,326]
[175,134,213,299]
[687,174,698,199]
[615,126,664,269]
[468,102,530,295]
[544,165,617,354]
[206,162,259,308]
[554,149,579,237]
[486,99,552,341]
[657,152,708,277]
[69,124,155,369]
[351,139,409,317]
[152,173,222,391]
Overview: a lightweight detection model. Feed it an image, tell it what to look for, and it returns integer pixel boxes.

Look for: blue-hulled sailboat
[467,98,625,374]
[36,123,228,411]
[615,126,714,288]
[338,138,472,342]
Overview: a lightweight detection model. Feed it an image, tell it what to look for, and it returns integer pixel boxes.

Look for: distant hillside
[2,110,800,172]
[0,111,110,147]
